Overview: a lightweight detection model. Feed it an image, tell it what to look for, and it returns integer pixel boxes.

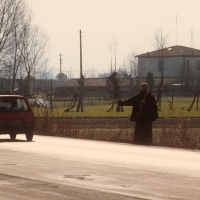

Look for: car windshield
[0,98,29,113]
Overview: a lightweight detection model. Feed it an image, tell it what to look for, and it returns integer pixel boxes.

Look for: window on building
[197,60,200,71]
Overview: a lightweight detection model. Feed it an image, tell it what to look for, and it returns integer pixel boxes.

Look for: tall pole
[113,37,117,71]
[51,79,53,113]
[80,30,83,112]
[191,29,194,48]
[110,46,112,73]
[175,15,178,45]
[80,30,83,80]
[59,53,63,74]
[115,43,116,71]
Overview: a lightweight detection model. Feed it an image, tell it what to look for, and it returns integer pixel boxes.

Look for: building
[137,45,200,86]
[0,78,59,97]
[54,78,113,100]
[54,77,137,100]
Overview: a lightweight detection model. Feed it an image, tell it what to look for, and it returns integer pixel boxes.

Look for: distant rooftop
[57,78,111,87]
[98,73,110,78]
[137,45,200,58]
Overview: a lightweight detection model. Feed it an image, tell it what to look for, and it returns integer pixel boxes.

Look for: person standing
[117,83,158,145]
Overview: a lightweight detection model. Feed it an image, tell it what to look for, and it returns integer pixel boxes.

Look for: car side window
[0,99,10,111]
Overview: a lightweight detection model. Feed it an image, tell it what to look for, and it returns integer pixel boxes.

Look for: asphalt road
[0,135,200,200]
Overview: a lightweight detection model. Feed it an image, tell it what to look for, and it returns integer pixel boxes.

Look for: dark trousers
[134,114,152,145]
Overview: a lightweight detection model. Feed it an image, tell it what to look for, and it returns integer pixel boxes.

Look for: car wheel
[26,131,33,141]
[10,133,16,140]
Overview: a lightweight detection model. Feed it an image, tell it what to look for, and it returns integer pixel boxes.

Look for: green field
[33,97,200,118]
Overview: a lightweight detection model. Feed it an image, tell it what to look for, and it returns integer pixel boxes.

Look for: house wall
[138,56,200,85]
[138,57,185,77]
[185,57,200,85]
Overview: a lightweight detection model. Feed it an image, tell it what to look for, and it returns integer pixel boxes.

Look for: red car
[0,95,36,141]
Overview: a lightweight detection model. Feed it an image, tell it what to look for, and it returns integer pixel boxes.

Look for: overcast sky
[26,0,200,78]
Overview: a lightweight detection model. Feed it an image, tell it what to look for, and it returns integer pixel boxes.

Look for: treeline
[0,0,48,95]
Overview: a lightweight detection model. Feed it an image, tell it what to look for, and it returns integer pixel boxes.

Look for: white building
[137,45,200,85]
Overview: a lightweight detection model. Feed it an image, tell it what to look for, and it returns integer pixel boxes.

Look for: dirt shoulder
[34,117,200,149]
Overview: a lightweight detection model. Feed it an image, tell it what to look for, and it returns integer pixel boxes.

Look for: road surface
[0,135,200,200]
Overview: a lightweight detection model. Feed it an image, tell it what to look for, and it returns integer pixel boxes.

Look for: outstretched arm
[116,97,135,106]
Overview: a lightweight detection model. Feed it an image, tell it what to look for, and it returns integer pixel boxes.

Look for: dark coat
[118,91,158,122]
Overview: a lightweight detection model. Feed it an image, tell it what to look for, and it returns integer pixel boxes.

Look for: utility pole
[113,37,118,71]
[59,53,63,74]
[110,46,113,74]
[191,29,194,48]
[114,43,117,71]
[79,30,84,112]
[175,15,178,45]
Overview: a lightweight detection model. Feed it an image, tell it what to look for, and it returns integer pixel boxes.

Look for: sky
[26,0,200,78]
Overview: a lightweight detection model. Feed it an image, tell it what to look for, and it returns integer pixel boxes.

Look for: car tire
[10,133,16,140]
[26,131,33,141]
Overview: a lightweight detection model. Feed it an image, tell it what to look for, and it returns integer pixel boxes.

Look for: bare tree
[9,0,29,92]
[107,71,124,112]
[56,72,67,81]
[152,28,169,107]
[0,0,15,60]
[20,23,49,95]
[152,28,168,87]
[0,0,49,95]
[122,51,138,77]
[0,0,30,92]
[0,0,21,78]
[117,66,130,78]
